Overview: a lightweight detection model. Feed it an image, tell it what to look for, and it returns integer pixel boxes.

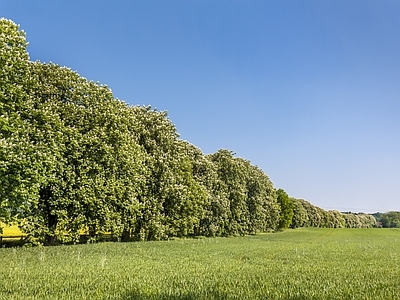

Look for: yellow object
[0,224,23,237]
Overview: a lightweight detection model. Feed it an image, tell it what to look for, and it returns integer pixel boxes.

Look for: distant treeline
[372,212,400,228]
[0,19,380,245]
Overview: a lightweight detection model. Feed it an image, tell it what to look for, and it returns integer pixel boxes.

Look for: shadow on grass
[120,289,314,300]
[0,238,26,248]
[120,289,229,300]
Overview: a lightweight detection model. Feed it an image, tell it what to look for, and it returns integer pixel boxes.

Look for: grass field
[1,228,399,299]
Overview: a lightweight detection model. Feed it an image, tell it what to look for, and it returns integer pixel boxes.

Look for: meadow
[1,228,399,299]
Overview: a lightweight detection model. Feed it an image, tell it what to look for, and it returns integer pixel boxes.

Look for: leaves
[276,189,293,229]
[1,18,379,244]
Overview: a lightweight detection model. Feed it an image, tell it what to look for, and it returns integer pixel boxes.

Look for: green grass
[1,228,399,299]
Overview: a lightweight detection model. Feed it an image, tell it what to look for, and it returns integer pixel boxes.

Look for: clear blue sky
[2,1,400,213]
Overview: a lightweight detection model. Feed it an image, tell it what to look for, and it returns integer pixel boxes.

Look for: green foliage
[12,62,149,244]
[207,150,249,235]
[328,210,346,228]
[185,144,231,237]
[358,214,377,228]
[0,18,383,242]
[342,213,376,228]
[343,213,360,228]
[129,108,208,240]
[0,18,38,230]
[276,189,293,229]
[245,163,280,233]
[380,211,400,228]
[290,198,309,228]
[290,200,376,229]
[297,199,323,227]
[206,150,279,235]
[371,212,382,222]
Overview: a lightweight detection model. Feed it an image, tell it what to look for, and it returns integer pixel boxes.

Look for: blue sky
[2,1,400,213]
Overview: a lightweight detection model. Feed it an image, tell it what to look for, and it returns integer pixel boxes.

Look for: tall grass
[1,228,399,299]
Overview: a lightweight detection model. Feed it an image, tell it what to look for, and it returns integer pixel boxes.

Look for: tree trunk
[121,228,131,242]
[39,186,57,245]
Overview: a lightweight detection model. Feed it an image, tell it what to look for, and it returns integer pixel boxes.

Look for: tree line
[0,19,378,245]
[372,212,400,228]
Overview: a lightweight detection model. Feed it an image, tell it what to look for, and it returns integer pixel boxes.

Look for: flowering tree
[131,107,207,240]
[290,198,309,228]
[0,19,38,233]
[21,62,148,243]
[2,18,374,243]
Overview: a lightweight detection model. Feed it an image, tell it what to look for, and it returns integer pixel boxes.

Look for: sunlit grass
[1,228,399,299]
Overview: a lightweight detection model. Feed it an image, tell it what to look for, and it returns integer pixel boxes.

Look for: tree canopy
[0,19,381,243]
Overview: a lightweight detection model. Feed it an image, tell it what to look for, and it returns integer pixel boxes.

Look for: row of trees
[290,199,376,229]
[373,212,400,228]
[0,19,378,245]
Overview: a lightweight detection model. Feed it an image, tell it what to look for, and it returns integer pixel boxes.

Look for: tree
[245,164,280,233]
[208,150,250,235]
[290,198,309,228]
[15,62,149,244]
[0,18,39,234]
[343,213,359,228]
[4,17,367,243]
[328,210,345,228]
[184,144,230,237]
[380,211,400,228]
[130,107,208,240]
[298,200,322,227]
[358,214,376,228]
[162,140,207,237]
[276,189,293,229]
